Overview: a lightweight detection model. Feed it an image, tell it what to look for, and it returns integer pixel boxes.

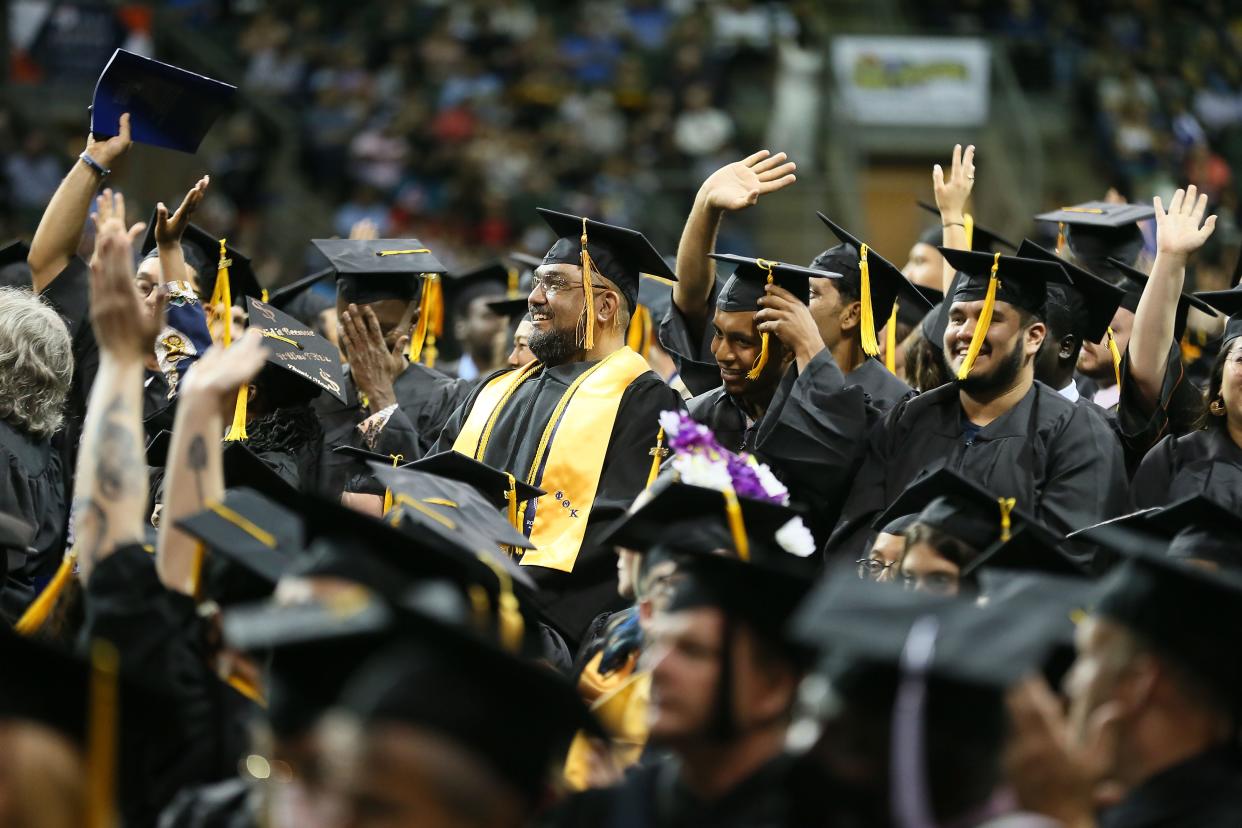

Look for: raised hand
[89,188,147,273]
[155,175,210,246]
[1154,184,1217,259]
[180,327,269,402]
[90,215,167,361]
[350,218,380,241]
[341,303,408,411]
[932,143,975,222]
[698,150,797,213]
[84,112,134,169]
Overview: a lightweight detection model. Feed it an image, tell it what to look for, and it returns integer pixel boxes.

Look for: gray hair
[0,287,73,437]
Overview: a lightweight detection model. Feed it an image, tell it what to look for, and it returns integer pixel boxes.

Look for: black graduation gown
[1114,342,1206,470]
[1098,748,1242,828]
[844,356,916,413]
[827,381,1130,562]
[394,360,475,455]
[433,358,684,647]
[0,419,66,622]
[82,544,256,827]
[1131,427,1242,512]
[542,754,796,828]
[158,778,257,828]
[658,280,730,398]
[686,387,752,453]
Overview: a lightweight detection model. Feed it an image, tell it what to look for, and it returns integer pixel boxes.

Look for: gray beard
[955,336,1026,395]
[528,325,581,367]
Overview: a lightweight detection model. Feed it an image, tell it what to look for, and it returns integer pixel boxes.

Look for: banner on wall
[831,36,992,127]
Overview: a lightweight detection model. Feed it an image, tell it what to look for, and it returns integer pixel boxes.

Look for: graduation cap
[940,247,1070,379]
[340,631,599,807]
[916,201,1017,252]
[485,296,530,320]
[1138,494,1242,569]
[1109,257,1219,341]
[509,251,544,272]
[446,261,512,315]
[90,49,237,154]
[961,522,1087,579]
[1079,522,1242,702]
[0,240,31,289]
[817,213,930,358]
[267,267,335,325]
[536,208,676,327]
[896,281,942,329]
[403,450,544,511]
[1018,239,1126,345]
[245,295,347,403]
[628,273,676,358]
[145,430,298,497]
[1194,283,1242,349]
[595,477,807,564]
[1035,201,1153,275]
[873,466,1045,553]
[174,487,304,605]
[140,215,262,305]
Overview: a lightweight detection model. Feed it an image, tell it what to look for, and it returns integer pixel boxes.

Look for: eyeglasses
[856,558,896,580]
[530,272,610,299]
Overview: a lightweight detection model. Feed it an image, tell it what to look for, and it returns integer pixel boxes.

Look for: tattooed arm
[157,329,267,593]
[74,212,168,584]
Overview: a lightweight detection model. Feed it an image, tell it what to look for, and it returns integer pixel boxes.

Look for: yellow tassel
[260,288,269,304]
[86,639,119,828]
[1056,223,1066,255]
[14,547,78,635]
[646,427,665,488]
[1106,327,1123,390]
[722,489,749,562]
[187,541,207,601]
[476,554,524,653]
[963,212,975,251]
[885,301,899,374]
[627,304,651,356]
[223,385,248,442]
[956,252,1002,380]
[507,267,520,297]
[997,497,1016,543]
[215,240,233,347]
[407,275,440,364]
[504,472,519,533]
[580,218,596,350]
[859,244,880,357]
[746,259,777,380]
[467,585,491,635]
[382,454,403,516]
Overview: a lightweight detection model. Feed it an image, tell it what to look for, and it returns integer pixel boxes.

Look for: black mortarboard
[174,487,304,604]
[636,273,675,321]
[90,49,236,153]
[145,431,299,500]
[1195,284,1242,349]
[140,217,262,303]
[509,251,543,272]
[446,261,511,307]
[1137,494,1242,569]
[312,238,447,305]
[961,522,1087,579]
[817,214,930,354]
[485,297,530,319]
[1035,202,1153,275]
[1080,523,1242,702]
[536,208,676,312]
[267,267,334,311]
[340,632,598,805]
[0,240,31,289]
[896,280,942,328]
[1018,239,1126,344]
[916,201,1017,252]
[245,296,347,403]
[402,450,544,510]
[873,466,1044,553]
[712,254,822,309]
[596,477,807,563]
[941,247,1070,318]
[1109,257,1219,340]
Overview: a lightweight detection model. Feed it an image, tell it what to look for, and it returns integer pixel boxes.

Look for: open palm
[701,150,797,212]
[1154,184,1217,257]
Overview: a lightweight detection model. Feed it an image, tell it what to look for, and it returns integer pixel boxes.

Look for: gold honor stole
[452,346,650,572]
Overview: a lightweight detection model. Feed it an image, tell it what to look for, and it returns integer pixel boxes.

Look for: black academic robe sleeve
[1131,433,1178,510]
[392,361,475,455]
[657,280,724,397]
[1115,341,1203,467]
[753,350,868,544]
[0,421,66,622]
[81,545,255,826]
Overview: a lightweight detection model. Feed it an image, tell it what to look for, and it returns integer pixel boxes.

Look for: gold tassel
[187,541,207,600]
[260,288,269,304]
[645,427,665,488]
[884,301,899,374]
[215,240,233,347]
[507,266,520,297]
[997,497,1016,543]
[858,244,880,357]
[579,218,596,350]
[722,489,749,562]
[223,385,248,442]
[476,554,524,653]
[963,212,975,251]
[467,585,491,635]
[1106,327,1123,389]
[382,454,403,516]
[504,472,519,532]
[14,547,78,635]
[407,275,440,364]
[1055,223,1066,255]
[627,304,651,356]
[956,252,1002,380]
[86,639,119,828]
[746,259,777,380]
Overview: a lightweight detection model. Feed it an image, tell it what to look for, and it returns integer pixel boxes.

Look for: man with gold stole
[434,208,684,648]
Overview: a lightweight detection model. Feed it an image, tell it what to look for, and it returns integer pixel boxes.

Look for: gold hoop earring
[1209,397,1226,417]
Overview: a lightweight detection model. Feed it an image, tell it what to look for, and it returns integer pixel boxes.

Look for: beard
[956,335,1026,395]
[528,323,581,367]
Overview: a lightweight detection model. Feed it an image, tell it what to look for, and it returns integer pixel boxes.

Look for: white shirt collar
[1058,380,1080,403]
